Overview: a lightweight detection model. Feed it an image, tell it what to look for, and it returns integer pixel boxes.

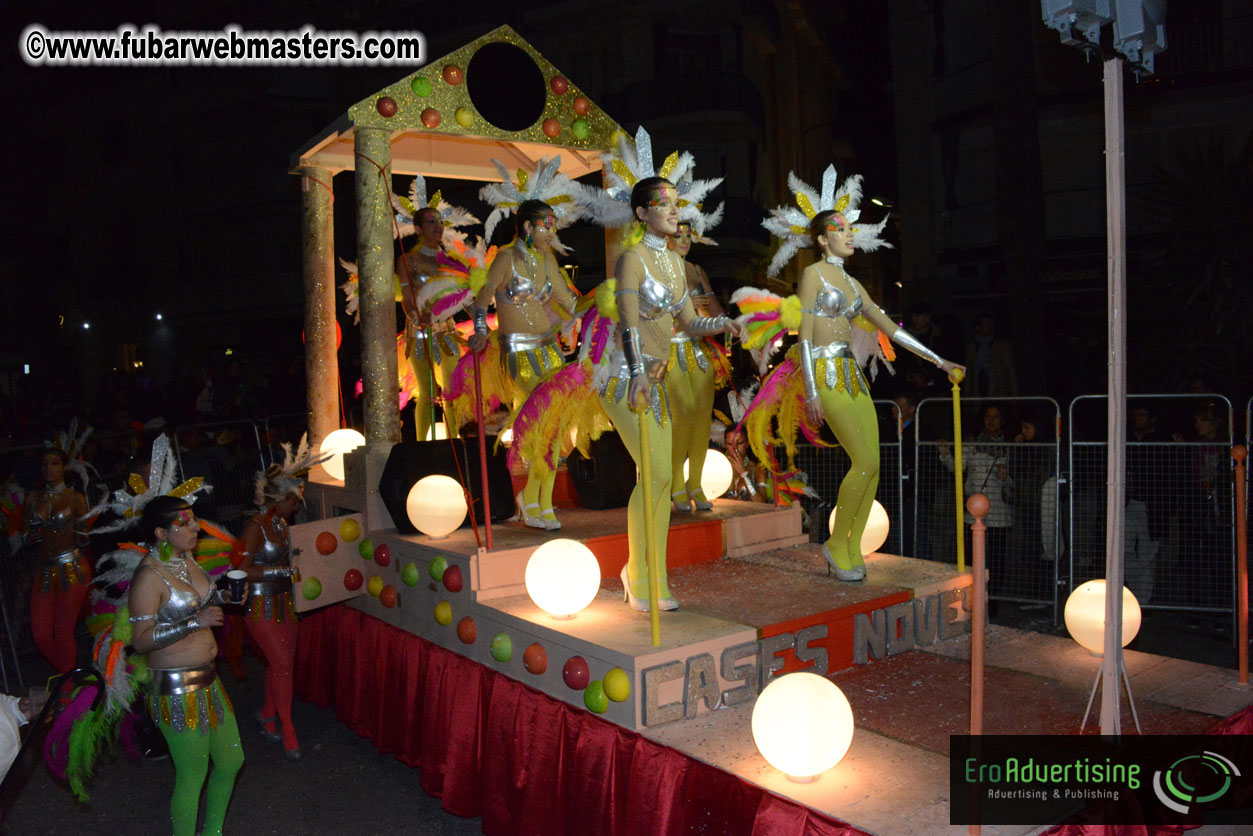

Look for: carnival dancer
[393,174,479,441]
[577,128,745,610]
[462,157,592,530]
[736,166,962,581]
[239,435,327,760]
[666,169,731,512]
[22,421,95,673]
[46,433,218,802]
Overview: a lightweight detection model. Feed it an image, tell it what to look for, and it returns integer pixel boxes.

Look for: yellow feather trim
[790,224,809,236]
[547,195,573,205]
[169,478,204,498]
[834,194,851,214]
[468,266,489,295]
[853,314,875,332]
[594,279,619,323]
[620,221,646,251]
[128,473,147,495]
[398,196,418,216]
[612,159,636,187]
[428,189,442,210]
[780,295,803,331]
[516,169,528,190]
[658,151,679,180]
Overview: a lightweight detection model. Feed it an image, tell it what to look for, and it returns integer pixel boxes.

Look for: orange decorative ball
[572,97,590,115]
[315,532,337,555]
[442,64,463,85]
[523,642,547,675]
[456,616,477,644]
[380,585,397,608]
[542,118,561,138]
[421,108,441,128]
[549,75,569,95]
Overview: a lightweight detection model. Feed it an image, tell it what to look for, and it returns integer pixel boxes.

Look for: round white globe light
[319,428,366,481]
[751,672,854,782]
[1064,580,1141,655]
[682,449,734,500]
[406,475,467,539]
[524,538,602,619]
[827,499,890,555]
[498,428,514,447]
[420,421,448,441]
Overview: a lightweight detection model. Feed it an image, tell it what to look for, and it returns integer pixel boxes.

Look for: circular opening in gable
[466,42,546,131]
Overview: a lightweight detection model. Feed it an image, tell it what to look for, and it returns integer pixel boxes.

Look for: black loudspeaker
[567,431,635,510]
[379,438,515,533]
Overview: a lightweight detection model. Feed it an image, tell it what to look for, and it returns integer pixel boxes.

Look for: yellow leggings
[410,344,461,442]
[821,386,880,571]
[599,393,674,601]
[666,359,718,504]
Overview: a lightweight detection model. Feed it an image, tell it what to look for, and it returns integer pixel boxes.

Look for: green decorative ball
[490,632,512,663]
[583,680,608,714]
[401,561,420,587]
[301,577,323,601]
[411,77,432,97]
[358,538,374,560]
[570,119,590,140]
[428,555,448,582]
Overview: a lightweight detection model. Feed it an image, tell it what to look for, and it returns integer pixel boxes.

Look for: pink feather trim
[432,288,470,318]
[508,363,591,471]
[43,686,98,780]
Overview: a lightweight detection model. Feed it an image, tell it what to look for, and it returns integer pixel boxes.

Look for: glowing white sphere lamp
[828,499,890,555]
[524,539,602,619]
[421,421,448,441]
[682,449,734,500]
[1064,580,1141,655]
[319,428,366,481]
[751,672,855,782]
[405,475,467,539]
[499,428,514,447]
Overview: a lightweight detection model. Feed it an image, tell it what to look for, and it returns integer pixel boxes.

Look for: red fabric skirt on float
[294,605,868,836]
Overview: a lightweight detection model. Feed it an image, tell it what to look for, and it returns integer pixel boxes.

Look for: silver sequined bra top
[24,500,76,536]
[498,259,552,307]
[808,275,864,321]
[133,558,214,626]
[630,251,688,321]
[251,519,293,596]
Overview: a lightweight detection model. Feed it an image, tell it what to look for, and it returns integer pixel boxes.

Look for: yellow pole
[638,408,661,647]
[950,368,966,572]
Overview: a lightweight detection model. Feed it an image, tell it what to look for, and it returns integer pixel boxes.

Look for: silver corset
[251,521,293,597]
[808,278,863,320]
[134,558,214,627]
[148,663,217,696]
[500,261,552,307]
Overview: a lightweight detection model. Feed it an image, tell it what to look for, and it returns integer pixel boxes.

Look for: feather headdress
[254,433,331,507]
[87,435,210,534]
[579,126,690,229]
[338,258,360,325]
[479,156,588,253]
[761,165,892,277]
[393,173,479,245]
[46,419,97,490]
[676,160,724,245]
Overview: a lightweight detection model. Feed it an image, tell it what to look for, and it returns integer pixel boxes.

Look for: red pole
[473,351,492,551]
[967,492,989,836]
[1234,445,1247,684]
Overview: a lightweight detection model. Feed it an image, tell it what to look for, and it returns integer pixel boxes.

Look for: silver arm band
[149,616,202,649]
[621,327,645,378]
[472,307,489,338]
[891,328,944,368]
[687,315,730,336]
[261,566,293,581]
[798,340,819,403]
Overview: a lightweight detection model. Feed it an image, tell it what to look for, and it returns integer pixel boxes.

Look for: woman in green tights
[129,495,243,836]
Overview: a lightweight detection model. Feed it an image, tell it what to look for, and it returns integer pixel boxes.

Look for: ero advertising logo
[1153,751,1241,815]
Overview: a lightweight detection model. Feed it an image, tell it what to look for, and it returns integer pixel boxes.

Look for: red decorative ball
[442,64,463,85]
[374,543,391,567]
[549,75,569,95]
[376,96,398,117]
[421,108,441,129]
[572,97,590,115]
[523,643,548,675]
[542,118,561,138]
[315,531,337,555]
[343,568,364,591]
[380,585,397,608]
[456,616,477,644]
[442,564,463,593]
[562,656,590,690]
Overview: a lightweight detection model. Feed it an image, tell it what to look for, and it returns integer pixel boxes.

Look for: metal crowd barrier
[916,396,1063,618]
[1069,394,1235,628]
[171,420,268,537]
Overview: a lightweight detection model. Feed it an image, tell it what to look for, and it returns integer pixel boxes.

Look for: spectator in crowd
[1009,410,1056,599]
[940,404,1015,596]
[891,392,919,556]
[963,313,1018,398]
[896,302,951,385]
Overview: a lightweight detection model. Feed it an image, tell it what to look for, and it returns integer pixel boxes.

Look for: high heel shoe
[820,544,866,582]
[671,490,691,513]
[619,566,680,611]
[689,487,713,512]
[515,491,548,530]
[256,713,281,744]
[539,508,561,530]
